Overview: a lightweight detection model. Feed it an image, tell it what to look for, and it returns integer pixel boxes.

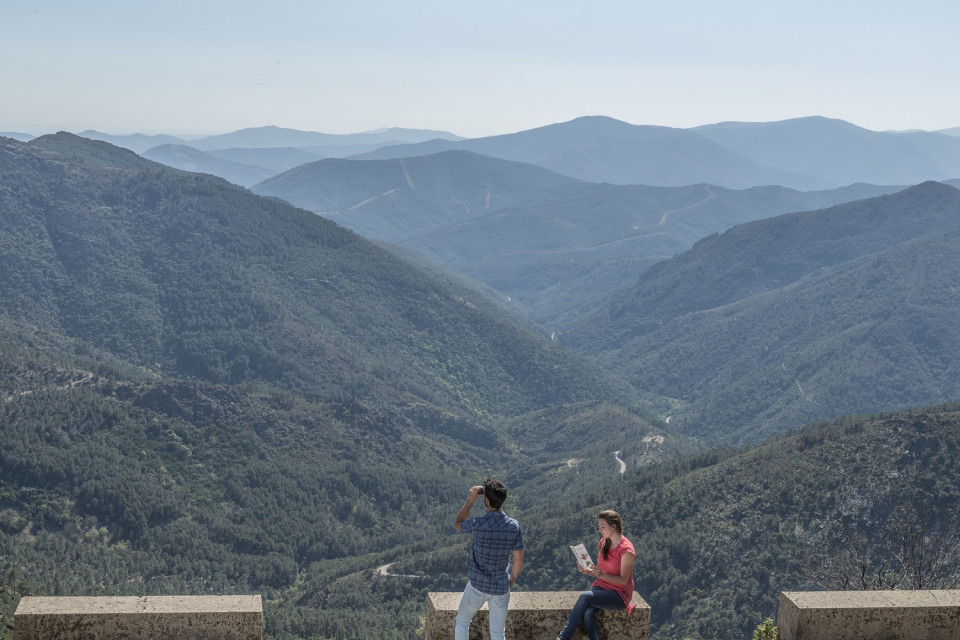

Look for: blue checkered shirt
[459,509,524,595]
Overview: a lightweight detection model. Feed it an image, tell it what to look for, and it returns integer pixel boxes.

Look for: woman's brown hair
[599,510,623,560]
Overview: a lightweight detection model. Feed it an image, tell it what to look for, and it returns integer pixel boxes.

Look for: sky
[3,1,960,139]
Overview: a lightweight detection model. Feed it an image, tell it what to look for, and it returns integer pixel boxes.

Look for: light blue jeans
[455,581,511,640]
[558,587,625,640]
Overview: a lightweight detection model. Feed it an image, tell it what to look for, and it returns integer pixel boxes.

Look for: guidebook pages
[570,543,594,570]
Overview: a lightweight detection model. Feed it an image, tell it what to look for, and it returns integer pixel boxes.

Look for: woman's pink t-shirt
[593,535,636,611]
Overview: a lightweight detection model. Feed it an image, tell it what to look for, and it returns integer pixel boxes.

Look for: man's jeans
[558,587,625,640]
[455,581,511,640]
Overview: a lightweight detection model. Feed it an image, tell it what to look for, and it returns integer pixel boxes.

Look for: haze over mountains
[692,117,960,187]
[348,115,960,190]
[142,144,277,187]
[13,114,960,192]
[73,125,463,155]
[350,116,825,189]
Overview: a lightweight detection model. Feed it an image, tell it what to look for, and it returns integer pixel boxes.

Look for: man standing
[453,477,524,640]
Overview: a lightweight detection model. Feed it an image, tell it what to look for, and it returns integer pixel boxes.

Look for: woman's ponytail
[598,510,623,560]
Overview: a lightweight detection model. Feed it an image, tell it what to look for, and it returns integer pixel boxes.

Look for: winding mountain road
[613,450,626,475]
[375,562,422,578]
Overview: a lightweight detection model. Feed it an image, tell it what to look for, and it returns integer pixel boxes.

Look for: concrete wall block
[425,591,649,640]
[778,590,960,640]
[14,595,262,640]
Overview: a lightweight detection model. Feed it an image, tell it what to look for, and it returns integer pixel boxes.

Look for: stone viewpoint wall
[778,590,960,640]
[424,591,650,640]
[14,595,262,640]
[19,589,960,639]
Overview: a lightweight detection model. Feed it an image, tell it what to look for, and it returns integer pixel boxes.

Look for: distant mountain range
[70,125,462,154]
[187,125,464,151]
[350,116,829,190]
[19,130,954,448]
[350,115,960,190]
[76,130,189,154]
[252,148,909,323]
[7,115,957,193]
[0,131,36,142]
[692,116,960,186]
[141,144,276,187]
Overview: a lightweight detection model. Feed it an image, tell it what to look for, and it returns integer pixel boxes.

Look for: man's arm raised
[454,485,483,531]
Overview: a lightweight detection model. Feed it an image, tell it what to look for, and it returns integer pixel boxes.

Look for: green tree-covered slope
[566,181,960,444]
[0,133,674,639]
[0,133,640,419]
[514,405,960,639]
[0,343,496,638]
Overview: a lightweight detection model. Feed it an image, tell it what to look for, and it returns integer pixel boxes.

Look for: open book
[570,543,594,570]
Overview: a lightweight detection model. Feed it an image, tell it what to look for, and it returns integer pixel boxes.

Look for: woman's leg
[581,588,625,640]
[558,590,592,640]
[558,588,625,640]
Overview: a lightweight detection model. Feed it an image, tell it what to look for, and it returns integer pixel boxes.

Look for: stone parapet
[14,595,262,640]
[425,591,649,640]
[778,590,960,640]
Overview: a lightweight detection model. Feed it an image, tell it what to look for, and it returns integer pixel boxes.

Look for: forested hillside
[0,133,641,419]
[566,181,960,444]
[514,404,960,639]
[0,133,673,639]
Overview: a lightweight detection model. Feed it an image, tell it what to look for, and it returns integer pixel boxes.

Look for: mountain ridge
[189,124,464,151]
[252,148,911,324]
[349,115,828,189]
[693,116,960,186]
[563,181,960,443]
[55,116,960,195]
[251,149,583,239]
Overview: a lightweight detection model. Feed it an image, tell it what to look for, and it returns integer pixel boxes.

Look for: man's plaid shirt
[459,509,524,595]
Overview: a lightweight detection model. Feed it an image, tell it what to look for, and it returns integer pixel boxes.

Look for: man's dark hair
[483,478,508,509]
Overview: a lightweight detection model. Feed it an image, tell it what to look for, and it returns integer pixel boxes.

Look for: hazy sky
[3,1,959,138]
